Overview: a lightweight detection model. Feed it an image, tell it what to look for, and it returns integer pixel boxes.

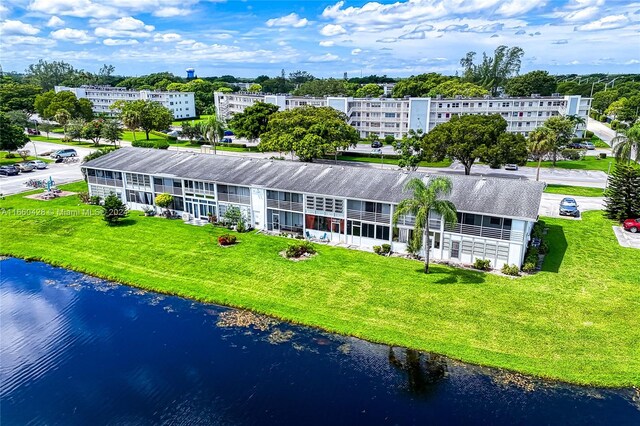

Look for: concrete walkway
[612,226,640,249]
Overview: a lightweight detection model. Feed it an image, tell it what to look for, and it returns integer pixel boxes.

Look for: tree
[504,70,557,96]
[292,79,351,97]
[528,127,554,181]
[39,122,55,138]
[101,119,123,146]
[223,206,244,226]
[392,177,457,274]
[481,132,528,169]
[427,80,489,97]
[102,193,128,225]
[354,83,383,98]
[421,114,507,175]
[81,119,105,146]
[55,109,71,139]
[0,112,29,151]
[67,119,85,141]
[155,193,174,217]
[35,90,93,120]
[248,83,262,93]
[111,100,173,140]
[77,98,94,121]
[24,60,78,91]
[592,90,620,114]
[606,97,628,120]
[460,45,524,95]
[543,116,575,165]
[392,73,450,98]
[259,106,359,162]
[288,70,315,87]
[604,164,640,222]
[198,115,225,154]
[617,94,640,124]
[261,77,294,94]
[0,81,42,115]
[228,102,280,142]
[611,124,640,164]
[394,130,425,171]
[180,121,202,143]
[6,110,29,128]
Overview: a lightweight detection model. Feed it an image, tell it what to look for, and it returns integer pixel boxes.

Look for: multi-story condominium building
[83,148,544,269]
[214,92,590,139]
[55,85,196,119]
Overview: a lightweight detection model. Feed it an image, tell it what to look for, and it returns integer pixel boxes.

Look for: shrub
[373,245,382,255]
[285,241,316,258]
[584,130,594,138]
[524,247,539,266]
[384,135,395,145]
[539,240,549,255]
[78,191,90,204]
[473,258,491,271]
[501,264,520,276]
[531,221,545,239]
[150,130,177,141]
[131,139,170,149]
[89,195,101,205]
[155,193,173,209]
[218,234,237,246]
[406,235,421,257]
[599,114,607,122]
[102,193,127,225]
[381,243,391,254]
[522,262,536,273]
[83,147,118,163]
[236,220,247,233]
[4,152,16,159]
[561,149,583,161]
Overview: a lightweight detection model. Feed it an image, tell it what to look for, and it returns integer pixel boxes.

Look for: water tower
[186,68,195,79]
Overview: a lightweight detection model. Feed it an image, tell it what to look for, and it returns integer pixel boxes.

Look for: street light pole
[31,120,39,158]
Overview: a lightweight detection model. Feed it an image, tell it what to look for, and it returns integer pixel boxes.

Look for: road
[587,119,616,145]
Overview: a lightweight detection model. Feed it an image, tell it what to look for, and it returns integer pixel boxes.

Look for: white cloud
[320,23,346,36]
[50,28,95,44]
[577,14,629,31]
[496,0,546,17]
[562,6,599,22]
[0,20,40,36]
[154,7,192,17]
[103,38,139,46]
[308,53,339,62]
[266,13,309,28]
[2,35,56,47]
[29,0,121,19]
[319,40,335,47]
[154,33,182,42]
[95,17,155,38]
[46,16,66,28]
[351,48,362,55]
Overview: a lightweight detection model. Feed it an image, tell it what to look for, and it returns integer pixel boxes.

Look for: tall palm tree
[528,127,554,181]
[567,114,586,137]
[199,115,225,155]
[120,109,141,142]
[611,124,640,164]
[393,177,457,274]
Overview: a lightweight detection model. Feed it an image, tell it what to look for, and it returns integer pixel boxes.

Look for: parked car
[567,142,585,149]
[27,128,40,135]
[167,130,180,137]
[623,218,640,233]
[582,142,596,150]
[0,165,19,176]
[26,160,48,169]
[221,138,233,143]
[504,164,519,171]
[371,141,382,148]
[51,149,77,159]
[559,197,580,217]
[224,130,234,136]
[14,162,35,172]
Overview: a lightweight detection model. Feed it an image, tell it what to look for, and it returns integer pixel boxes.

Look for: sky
[1,0,639,79]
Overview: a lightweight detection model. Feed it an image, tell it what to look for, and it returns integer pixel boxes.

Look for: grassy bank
[29,135,113,148]
[0,151,52,166]
[338,155,453,168]
[543,184,605,197]
[0,182,638,387]
[526,157,615,173]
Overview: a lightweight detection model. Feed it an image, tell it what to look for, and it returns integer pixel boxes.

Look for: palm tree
[120,109,141,142]
[567,114,586,137]
[54,109,71,139]
[611,124,640,164]
[528,127,554,181]
[199,115,225,155]
[393,177,457,274]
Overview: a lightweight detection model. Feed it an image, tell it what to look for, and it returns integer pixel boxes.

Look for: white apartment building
[214,92,590,139]
[55,85,196,119]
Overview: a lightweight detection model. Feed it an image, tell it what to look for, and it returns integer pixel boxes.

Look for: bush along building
[83,148,544,269]
[55,85,196,119]
[214,92,590,139]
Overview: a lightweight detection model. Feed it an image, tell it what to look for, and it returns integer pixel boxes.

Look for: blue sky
[1,0,639,78]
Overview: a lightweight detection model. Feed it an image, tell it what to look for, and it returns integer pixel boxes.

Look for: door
[186,201,194,216]
[331,220,342,242]
[273,213,280,231]
[451,241,460,259]
[351,223,361,245]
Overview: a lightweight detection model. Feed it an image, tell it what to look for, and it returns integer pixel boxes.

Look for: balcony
[267,199,304,212]
[445,223,523,241]
[88,176,123,187]
[218,193,251,205]
[347,209,391,224]
[154,184,183,196]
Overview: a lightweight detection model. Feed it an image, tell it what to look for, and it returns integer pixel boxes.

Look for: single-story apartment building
[83,148,544,269]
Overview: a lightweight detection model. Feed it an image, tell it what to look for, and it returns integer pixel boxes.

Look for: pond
[1,258,638,425]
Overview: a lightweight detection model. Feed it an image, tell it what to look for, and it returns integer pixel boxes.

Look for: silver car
[14,162,35,172]
[26,160,48,169]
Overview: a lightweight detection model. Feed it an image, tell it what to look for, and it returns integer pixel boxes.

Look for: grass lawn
[543,184,605,197]
[591,135,610,148]
[526,156,616,173]
[172,115,212,127]
[0,182,638,388]
[338,155,453,168]
[0,151,53,166]
[28,135,112,148]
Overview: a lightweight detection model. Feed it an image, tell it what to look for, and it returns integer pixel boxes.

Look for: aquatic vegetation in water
[216,310,279,331]
[268,329,294,344]
[492,372,537,392]
[337,344,351,355]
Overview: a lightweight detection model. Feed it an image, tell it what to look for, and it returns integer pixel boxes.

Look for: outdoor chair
[305,231,311,239]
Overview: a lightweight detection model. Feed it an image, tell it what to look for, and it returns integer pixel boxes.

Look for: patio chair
[305,231,312,239]
[320,233,328,241]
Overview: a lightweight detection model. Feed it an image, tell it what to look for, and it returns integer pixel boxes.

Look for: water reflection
[388,348,448,395]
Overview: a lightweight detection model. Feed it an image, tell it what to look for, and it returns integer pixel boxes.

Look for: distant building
[214,92,590,139]
[186,68,195,79]
[54,85,196,119]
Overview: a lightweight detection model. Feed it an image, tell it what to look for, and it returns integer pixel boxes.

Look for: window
[126,190,153,205]
[125,173,150,187]
[451,241,460,258]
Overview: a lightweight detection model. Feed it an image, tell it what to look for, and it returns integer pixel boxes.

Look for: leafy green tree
[39,122,55,138]
[612,124,640,164]
[260,106,359,162]
[101,119,123,146]
[355,83,383,98]
[617,94,640,123]
[6,110,29,128]
[111,100,173,140]
[427,79,489,97]
[460,45,524,95]
[0,112,29,151]
[528,127,555,181]
[81,118,105,146]
[421,114,507,175]
[67,119,85,141]
[392,73,450,98]
[35,90,93,120]
[481,133,528,169]
[248,83,262,93]
[394,130,425,171]
[504,70,557,96]
[228,101,279,142]
[392,177,457,274]
[293,79,351,97]
[24,60,78,91]
[223,206,244,226]
[77,98,94,121]
[0,80,42,115]
[261,77,294,94]
[606,97,627,120]
[102,193,128,225]
[180,121,202,143]
[155,193,174,217]
[592,90,620,114]
[543,116,575,165]
[604,164,640,221]
[55,109,71,138]
[288,70,315,87]
[82,146,118,163]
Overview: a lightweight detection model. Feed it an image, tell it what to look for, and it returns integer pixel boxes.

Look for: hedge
[131,139,170,149]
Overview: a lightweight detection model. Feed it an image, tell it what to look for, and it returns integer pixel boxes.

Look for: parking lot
[538,193,605,219]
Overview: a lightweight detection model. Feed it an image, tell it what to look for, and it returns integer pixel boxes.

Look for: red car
[623,218,640,233]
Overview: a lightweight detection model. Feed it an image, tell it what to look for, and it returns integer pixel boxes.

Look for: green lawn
[338,155,453,168]
[591,135,610,148]
[1,182,638,387]
[28,135,112,148]
[172,115,212,127]
[543,184,605,197]
[0,151,53,166]
[526,157,616,173]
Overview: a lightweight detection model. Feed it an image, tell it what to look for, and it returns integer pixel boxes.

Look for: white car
[26,160,48,169]
[504,164,519,171]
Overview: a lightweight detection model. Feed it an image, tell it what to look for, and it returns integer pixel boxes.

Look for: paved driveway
[612,226,640,249]
[538,193,605,219]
